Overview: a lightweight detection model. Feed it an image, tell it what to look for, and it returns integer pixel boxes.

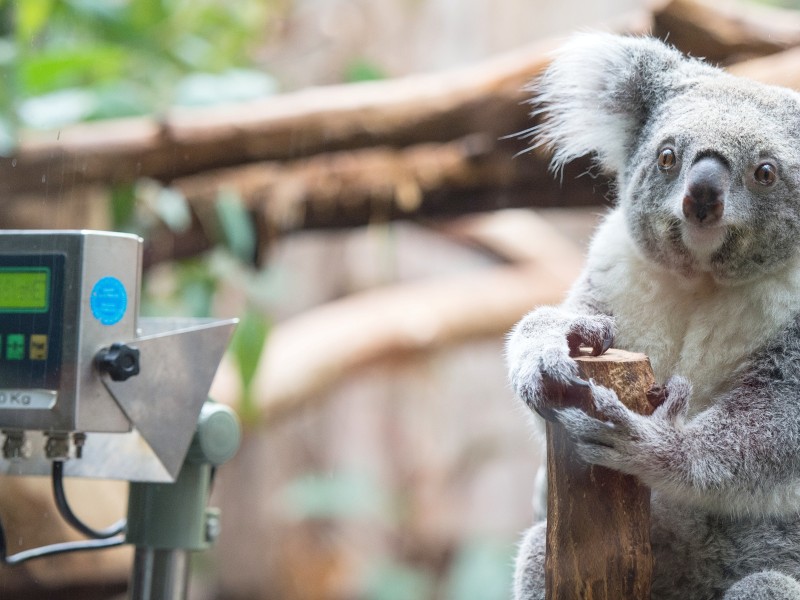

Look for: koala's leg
[724,571,800,600]
[513,521,546,600]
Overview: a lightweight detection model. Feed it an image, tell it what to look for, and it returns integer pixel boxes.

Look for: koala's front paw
[506,307,614,417]
[554,379,689,476]
[553,382,647,472]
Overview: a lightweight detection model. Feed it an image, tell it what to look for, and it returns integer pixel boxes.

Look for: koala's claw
[534,375,591,422]
[534,405,559,422]
[589,382,636,428]
[567,375,591,388]
[566,317,615,357]
[595,334,614,356]
[654,375,693,423]
[571,333,614,357]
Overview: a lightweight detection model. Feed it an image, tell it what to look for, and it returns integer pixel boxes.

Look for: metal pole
[129,548,190,600]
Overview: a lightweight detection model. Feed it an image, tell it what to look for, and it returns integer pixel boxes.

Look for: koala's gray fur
[507,33,800,600]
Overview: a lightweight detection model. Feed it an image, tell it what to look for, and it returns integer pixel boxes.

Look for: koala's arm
[557,319,800,515]
[506,271,614,417]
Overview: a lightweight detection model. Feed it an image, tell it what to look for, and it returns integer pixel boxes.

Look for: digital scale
[0,230,242,600]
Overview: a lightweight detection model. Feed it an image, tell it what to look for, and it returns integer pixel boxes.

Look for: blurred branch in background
[243,210,585,425]
[5,0,800,264]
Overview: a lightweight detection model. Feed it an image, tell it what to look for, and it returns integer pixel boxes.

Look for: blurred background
[0,0,799,598]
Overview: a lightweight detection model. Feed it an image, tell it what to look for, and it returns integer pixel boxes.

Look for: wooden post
[545,348,656,600]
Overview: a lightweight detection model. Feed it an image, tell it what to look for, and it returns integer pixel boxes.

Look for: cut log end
[573,347,648,364]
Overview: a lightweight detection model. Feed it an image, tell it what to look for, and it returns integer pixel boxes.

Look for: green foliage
[0,4,15,155]
[215,188,257,264]
[278,472,393,522]
[0,117,14,155]
[109,184,137,231]
[174,259,218,317]
[173,68,276,107]
[7,0,287,421]
[443,538,515,600]
[364,561,435,600]
[344,58,387,83]
[140,257,218,318]
[228,308,269,419]
[11,0,278,129]
[744,0,800,8]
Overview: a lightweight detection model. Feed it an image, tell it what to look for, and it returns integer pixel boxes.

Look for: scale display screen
[0,255,64,392]
[0,269,49,313]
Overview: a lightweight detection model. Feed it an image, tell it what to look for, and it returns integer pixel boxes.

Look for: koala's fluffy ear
[530,33,716,175]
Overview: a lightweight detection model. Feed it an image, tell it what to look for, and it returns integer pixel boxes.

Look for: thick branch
[546,349,656,600]
[0,40,555,198]
[728,46,800,89]
[0,12,652,199]
[0,141,608,268]
[653,0,800,65]
[173,137,609,243]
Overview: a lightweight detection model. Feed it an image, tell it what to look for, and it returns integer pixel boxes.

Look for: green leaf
[173,68,277,107]
[20,46,127,95]
[0,116,16,156]
[0,36,15,67]
[16,0,54,41]
[180,260,216,317]
[172,34,215,70]
[443,538,516,600]
[127,0,170,29]
[228,308,269,411]
[180,278,215,318]
[109,183,137,231]
[215,187,257,263]
[14,0,275,123]
[345,59,387,83]
[18,88,97,129]
[88,82,150,120]
[278,472,392,522]
[363,561,434,600]
[63,0,127,23]
[153,186,192,233]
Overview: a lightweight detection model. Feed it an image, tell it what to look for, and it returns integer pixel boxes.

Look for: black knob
[96,343,140,381]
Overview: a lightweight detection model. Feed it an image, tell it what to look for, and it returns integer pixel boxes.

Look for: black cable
[51,460,127,539]
[0,461,129,565]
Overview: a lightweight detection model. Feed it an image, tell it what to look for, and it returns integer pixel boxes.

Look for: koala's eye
[754,162,778,186]
[657,147,677,171]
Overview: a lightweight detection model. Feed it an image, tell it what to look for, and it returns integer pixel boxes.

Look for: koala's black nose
[682,156,729,226]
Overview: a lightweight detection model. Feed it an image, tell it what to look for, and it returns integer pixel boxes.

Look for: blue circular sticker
[91,277,127,326]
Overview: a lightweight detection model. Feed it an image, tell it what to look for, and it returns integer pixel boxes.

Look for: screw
[72,432,87,459]
[205,508,221,544]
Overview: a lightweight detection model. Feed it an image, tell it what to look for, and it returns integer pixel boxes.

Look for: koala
[507,33,800,600]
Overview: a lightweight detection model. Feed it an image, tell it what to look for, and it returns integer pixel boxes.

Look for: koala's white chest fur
[586,209,800,413]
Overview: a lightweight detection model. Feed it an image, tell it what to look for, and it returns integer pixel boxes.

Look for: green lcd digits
[0,269,49,313]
